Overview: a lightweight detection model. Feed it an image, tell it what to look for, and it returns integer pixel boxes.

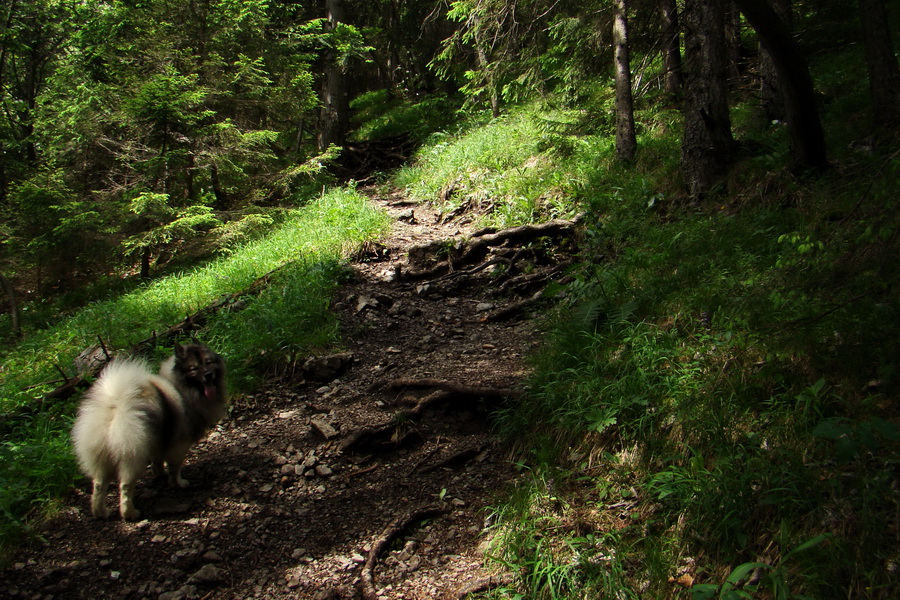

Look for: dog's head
[174,342,226,401]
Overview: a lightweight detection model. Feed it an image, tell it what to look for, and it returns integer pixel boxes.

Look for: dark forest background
[1,1,899,597]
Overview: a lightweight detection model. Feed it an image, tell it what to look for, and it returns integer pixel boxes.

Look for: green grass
[392,101,587,227]
[349,89,459,142]
[483,137,900,598]
[0,186,388,555]
[371,41,900,600]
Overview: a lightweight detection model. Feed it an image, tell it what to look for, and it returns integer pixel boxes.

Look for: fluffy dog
[71,342,227,520]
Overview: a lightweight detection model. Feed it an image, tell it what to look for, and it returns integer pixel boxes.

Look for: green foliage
[350,91,458,142]
[392,101,585,227]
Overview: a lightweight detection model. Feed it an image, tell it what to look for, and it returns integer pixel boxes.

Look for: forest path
[0,187,576,600]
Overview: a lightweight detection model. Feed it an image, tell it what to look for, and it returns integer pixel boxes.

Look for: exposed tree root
[403,217,580,282]
[417,445,487,474]
[360,504,451,600]
[341,380,521,454]
[449,573,516,599]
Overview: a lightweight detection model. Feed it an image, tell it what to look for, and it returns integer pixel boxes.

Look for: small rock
[476,302,495,312]
[314,465,333,477]
[281,464,296,475]
[355,296,379,313]
[304,353,354,381]
[187,564,226,585]
[310,417,339,440]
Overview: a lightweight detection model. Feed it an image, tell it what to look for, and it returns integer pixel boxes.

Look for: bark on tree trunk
[857,0,900,132]
[734,0,828,171]
[725,4,744,84]
[660,0,682,95]
[317,0,350,151]
[140,248,152,279]
[681,0,734,198]
[0,269,21,336]
[474,20,500,118]
[210,163,227,209]
[614,0,637,163]
[759,0,791,121]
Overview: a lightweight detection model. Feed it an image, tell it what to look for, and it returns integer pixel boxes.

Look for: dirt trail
[0,188,575,600]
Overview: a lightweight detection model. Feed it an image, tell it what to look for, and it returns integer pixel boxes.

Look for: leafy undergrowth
[389,81,899,597]
[0,187,388,555]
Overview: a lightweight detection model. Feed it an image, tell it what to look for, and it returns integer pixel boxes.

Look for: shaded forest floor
[0,188,576,599]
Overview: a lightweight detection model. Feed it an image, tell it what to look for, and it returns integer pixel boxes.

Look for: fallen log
[33,261,294,405]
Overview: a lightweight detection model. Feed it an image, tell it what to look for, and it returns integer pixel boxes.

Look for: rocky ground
[0,188,578,600]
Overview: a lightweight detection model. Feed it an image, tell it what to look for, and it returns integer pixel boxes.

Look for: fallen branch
[418,445,487,474]
[343,381,521,453]
[33,261,295,405]
[449,573,516,600]
[360,505,451,600]
[369,378,521,401]
[482,290,546,322]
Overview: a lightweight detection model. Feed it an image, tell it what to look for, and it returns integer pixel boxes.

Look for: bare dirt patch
[0,189,578,600]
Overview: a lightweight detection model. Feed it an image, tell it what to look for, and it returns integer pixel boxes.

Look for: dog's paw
[173,477,190,488]
[92,506,110,520]
[121,507,141,521]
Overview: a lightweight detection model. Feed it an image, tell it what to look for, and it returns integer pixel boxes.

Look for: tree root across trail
[0,190,578,599]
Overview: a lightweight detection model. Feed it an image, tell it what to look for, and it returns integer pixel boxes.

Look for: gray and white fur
[71,343,227,520]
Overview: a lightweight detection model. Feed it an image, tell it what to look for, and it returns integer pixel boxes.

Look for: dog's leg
[119,479,141,521]
[165,441,193,488]
[91,479,111,519]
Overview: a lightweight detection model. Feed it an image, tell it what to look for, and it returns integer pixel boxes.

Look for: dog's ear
[174,341,186,358]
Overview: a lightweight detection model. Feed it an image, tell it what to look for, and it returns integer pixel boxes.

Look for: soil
[0,187,577,600]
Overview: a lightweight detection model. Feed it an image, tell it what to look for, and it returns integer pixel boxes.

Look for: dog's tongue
[204,383,216,401]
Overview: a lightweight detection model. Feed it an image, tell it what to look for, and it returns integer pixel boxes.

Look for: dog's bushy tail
[71,359,165,482]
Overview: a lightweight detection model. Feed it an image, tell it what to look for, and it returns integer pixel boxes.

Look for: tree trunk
[725,4,744,84]
[210,163,227,209]
[759,0,791,121]
[660,0,682,95]
[857,0,900,133]
[681,0,734,198]
[0,269,21,336]
[140,248,152,279]
[474,19,500,118]
[317,0,350,151]
[734,0,828,171]
[613,0,637,163]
